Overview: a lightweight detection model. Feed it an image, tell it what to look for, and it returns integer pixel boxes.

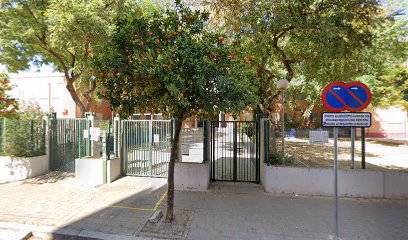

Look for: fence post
[103,121,112,160]
[120,118,126,175]
[233,121,238,181]
[102,131,107,183]
[203,120,210,163]
[29,119,34,154]
[113,115,120,159]
[1,118,6,153]
[48,113,56,170]
[85,112,94,157]
[259,118,265,168]
[41,116,48,161]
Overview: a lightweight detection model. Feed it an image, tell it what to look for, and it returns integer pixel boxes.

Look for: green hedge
[1,103,46,157]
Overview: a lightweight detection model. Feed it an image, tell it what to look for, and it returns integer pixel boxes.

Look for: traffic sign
[321,82,371,112]
[322,112,371,127]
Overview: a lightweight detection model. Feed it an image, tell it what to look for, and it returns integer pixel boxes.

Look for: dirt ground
[277,137,408,172]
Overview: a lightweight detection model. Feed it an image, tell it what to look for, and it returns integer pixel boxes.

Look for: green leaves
[0,0,127,114]
[0,73,18,119]
[93,2,256,120]
[3,102,46,157]
[208,0,408,117]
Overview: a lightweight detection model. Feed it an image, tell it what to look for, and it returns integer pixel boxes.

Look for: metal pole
[334,127,339,239]
[351,127,355,169]
[362,127,366,169]
[48,82,51,113]
[282,90,285,156]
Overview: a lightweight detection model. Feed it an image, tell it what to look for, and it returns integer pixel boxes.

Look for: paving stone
[0,228,32,240]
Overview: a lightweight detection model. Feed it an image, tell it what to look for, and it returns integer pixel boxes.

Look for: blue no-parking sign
[320,81,372,239]
[321,82,371,112]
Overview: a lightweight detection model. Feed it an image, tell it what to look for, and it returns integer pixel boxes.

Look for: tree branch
[288,53,316,64]
[18,0,40,25]
[276,25,294,40]
[272,38,294,82]
[84,78,97,111]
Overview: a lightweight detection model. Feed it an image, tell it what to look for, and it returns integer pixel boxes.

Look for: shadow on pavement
[23,171,74,185]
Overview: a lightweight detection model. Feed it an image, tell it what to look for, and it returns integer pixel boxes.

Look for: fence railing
[266,127,408,172]
[0,119,6,154]
[0,118,46,157]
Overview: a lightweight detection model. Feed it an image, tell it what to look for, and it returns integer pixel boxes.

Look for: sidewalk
[0,173,407,240]
[179,183,408,240]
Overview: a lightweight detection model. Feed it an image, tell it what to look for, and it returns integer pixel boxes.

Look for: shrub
[267,151,297,166]
[4,102,46,157]
[241,123,255,142]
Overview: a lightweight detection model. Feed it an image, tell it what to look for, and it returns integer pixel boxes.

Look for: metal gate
[211,121,260,183]
[49,117,90,172]
[122,120,171,177]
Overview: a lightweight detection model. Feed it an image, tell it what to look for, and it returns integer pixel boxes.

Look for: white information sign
[322,112,371,127]
[90,127,101,141]
[154,134,160,143]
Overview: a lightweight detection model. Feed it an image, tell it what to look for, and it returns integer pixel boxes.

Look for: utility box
[309,130,329,144]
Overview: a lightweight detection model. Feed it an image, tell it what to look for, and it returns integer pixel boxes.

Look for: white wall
[107,158,121,183]
[0,155,49,183]
[175,162,210,191]
[75,157,103,186]
[263,165,408,199]
[8,74,76,118]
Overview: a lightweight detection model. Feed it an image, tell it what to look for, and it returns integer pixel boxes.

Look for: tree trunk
[165,118,183,222]
[66,81,87,116]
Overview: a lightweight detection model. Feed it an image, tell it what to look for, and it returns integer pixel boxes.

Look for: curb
[0,222,152,240]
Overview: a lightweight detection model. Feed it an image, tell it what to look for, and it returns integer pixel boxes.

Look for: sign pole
[281,90,285,157]
[334,127,339,239]
[361,127,366,169]
[351,127,355,169]
[321,81,372,240]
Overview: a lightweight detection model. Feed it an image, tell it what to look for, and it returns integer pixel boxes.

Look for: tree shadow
[22,171,74,185]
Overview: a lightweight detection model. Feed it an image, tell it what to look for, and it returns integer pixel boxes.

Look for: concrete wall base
[107,158,121,183]
[175,162,210,191]
[75,157,121,186]
[262,164,408,199]
[0,155,49,183]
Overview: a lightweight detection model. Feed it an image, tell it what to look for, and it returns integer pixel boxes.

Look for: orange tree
[0,73,18,119]
[92,1,256,221]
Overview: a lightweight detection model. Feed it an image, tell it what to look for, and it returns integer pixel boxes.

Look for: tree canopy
[92,0,256,221]
[207,0,407,115]
[0,0,128,115]
[0,73,18,118]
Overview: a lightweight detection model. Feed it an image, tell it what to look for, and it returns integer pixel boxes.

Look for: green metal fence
[0,119,6,155]
[0,118,46,157]
[49,117,89,172]
[122,119,172,177]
